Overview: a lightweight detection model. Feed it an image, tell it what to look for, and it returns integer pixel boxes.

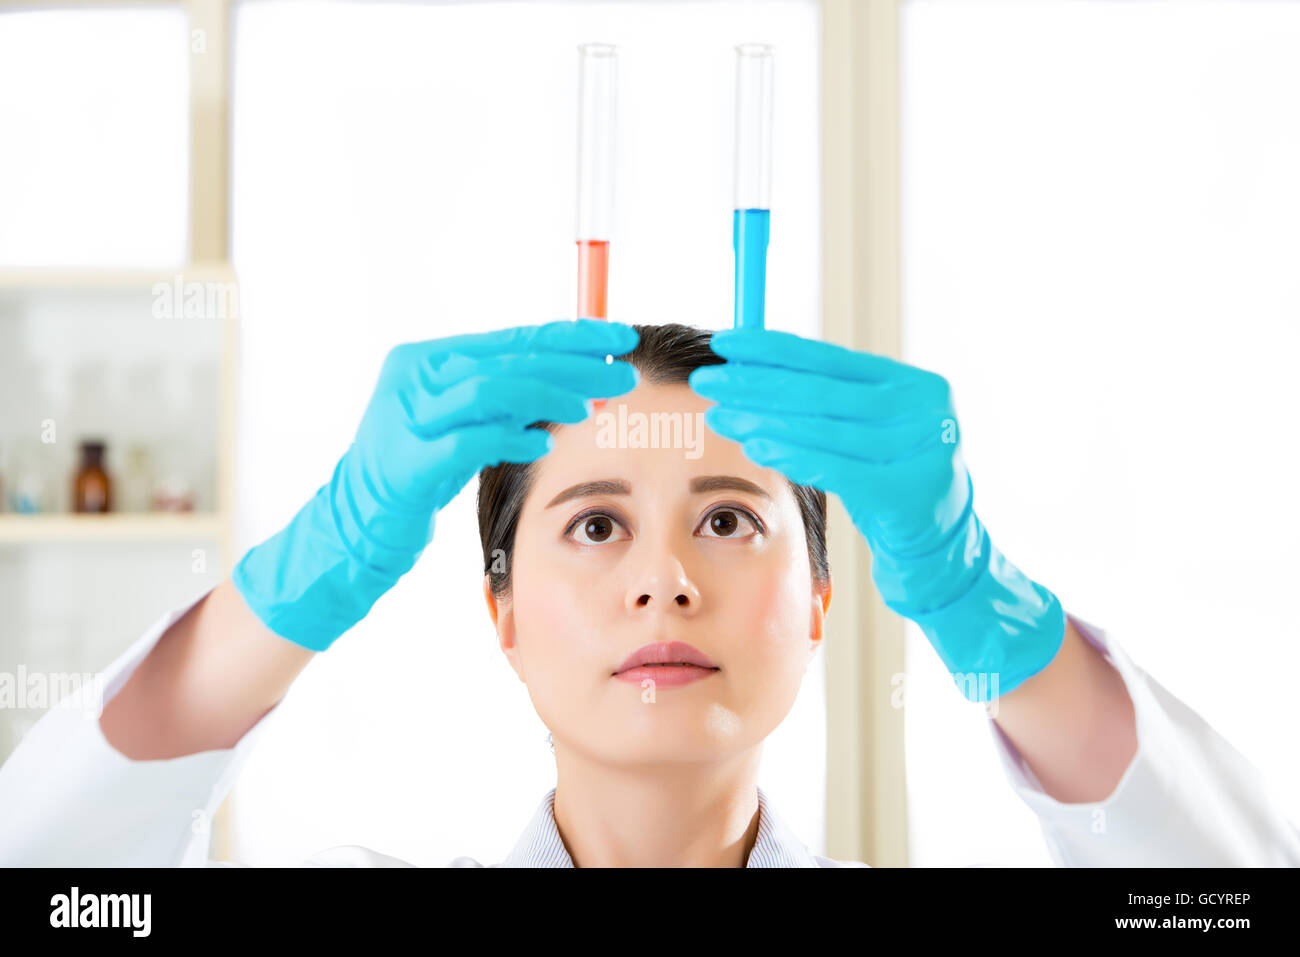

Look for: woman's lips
[613,664,719,688]
[613,641,720,688]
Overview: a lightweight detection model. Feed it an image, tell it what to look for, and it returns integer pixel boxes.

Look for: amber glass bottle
[73,440,112,513]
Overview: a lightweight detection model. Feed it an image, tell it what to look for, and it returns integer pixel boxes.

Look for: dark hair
[476,322,830,598]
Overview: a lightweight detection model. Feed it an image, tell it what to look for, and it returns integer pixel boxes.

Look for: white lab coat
[0,592,1296,866]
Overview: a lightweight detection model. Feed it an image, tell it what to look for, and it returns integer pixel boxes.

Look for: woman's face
[485,379,831,767]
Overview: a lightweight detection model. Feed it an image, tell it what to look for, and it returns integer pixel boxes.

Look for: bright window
[0,9,189,266]
[902,0,1300,865]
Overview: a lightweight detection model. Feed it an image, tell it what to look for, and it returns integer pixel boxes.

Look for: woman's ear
[483,575,526,682]
[807,574,832,665]
[482,575,500,628]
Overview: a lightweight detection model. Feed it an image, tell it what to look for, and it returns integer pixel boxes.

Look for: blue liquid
[733,208,770,330]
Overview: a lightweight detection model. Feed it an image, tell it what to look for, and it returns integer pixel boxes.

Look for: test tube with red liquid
[576,43,617,407]
[577,43,615,319]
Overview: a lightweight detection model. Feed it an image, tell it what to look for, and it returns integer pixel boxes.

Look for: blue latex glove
[689,328,1065,702]
[233,320,641,652]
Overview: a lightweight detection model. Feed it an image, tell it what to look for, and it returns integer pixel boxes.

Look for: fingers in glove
[418,351,638,401]
[402,375,602,436]
[709,328,934,384]
[397,319,639,366]
[690,363,950,425]
[704,406,950,463]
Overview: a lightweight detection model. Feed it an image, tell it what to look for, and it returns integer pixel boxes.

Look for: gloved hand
[233,319,641,652]
[689,328,1064,702]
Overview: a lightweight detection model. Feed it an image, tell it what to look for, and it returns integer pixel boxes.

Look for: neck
[550,743,764,867]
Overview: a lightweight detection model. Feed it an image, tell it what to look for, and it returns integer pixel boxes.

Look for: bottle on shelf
[152,445,195,513]
[9,442,47,514]
[73,440,112,513]
[120,444,155,513]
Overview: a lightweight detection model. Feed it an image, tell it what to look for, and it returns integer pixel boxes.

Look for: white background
[901,0,1300,865]
[0,11,189,266]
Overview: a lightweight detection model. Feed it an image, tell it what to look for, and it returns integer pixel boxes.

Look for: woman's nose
[625,545,701,615]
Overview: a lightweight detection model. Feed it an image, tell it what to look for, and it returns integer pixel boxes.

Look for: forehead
[524,380,784,503]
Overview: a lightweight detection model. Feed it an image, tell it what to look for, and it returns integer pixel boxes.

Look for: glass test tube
[733,43,774,330]
[576,43,616,320]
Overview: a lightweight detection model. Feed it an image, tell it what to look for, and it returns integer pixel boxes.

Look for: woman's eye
[698,507,761,540]
[568,513,630,546]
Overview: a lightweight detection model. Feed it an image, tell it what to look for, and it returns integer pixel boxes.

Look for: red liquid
[578,239,611,411]
[577,239,609,319]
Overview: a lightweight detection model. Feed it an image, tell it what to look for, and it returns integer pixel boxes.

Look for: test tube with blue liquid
[733,43,774,330]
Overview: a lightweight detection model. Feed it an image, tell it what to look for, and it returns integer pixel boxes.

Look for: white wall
[0,10,188,267]
[901,0,1300,865]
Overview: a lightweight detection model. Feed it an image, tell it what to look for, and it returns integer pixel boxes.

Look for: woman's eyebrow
[690,475,772,500]
[546,479,632,509]
[544,475,770,509]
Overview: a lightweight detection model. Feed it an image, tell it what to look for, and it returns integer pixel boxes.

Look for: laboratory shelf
[0,264,235,291]
[0,513,224,545]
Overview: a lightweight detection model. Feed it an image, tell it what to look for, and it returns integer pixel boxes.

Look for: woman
[0,320,1294,866]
